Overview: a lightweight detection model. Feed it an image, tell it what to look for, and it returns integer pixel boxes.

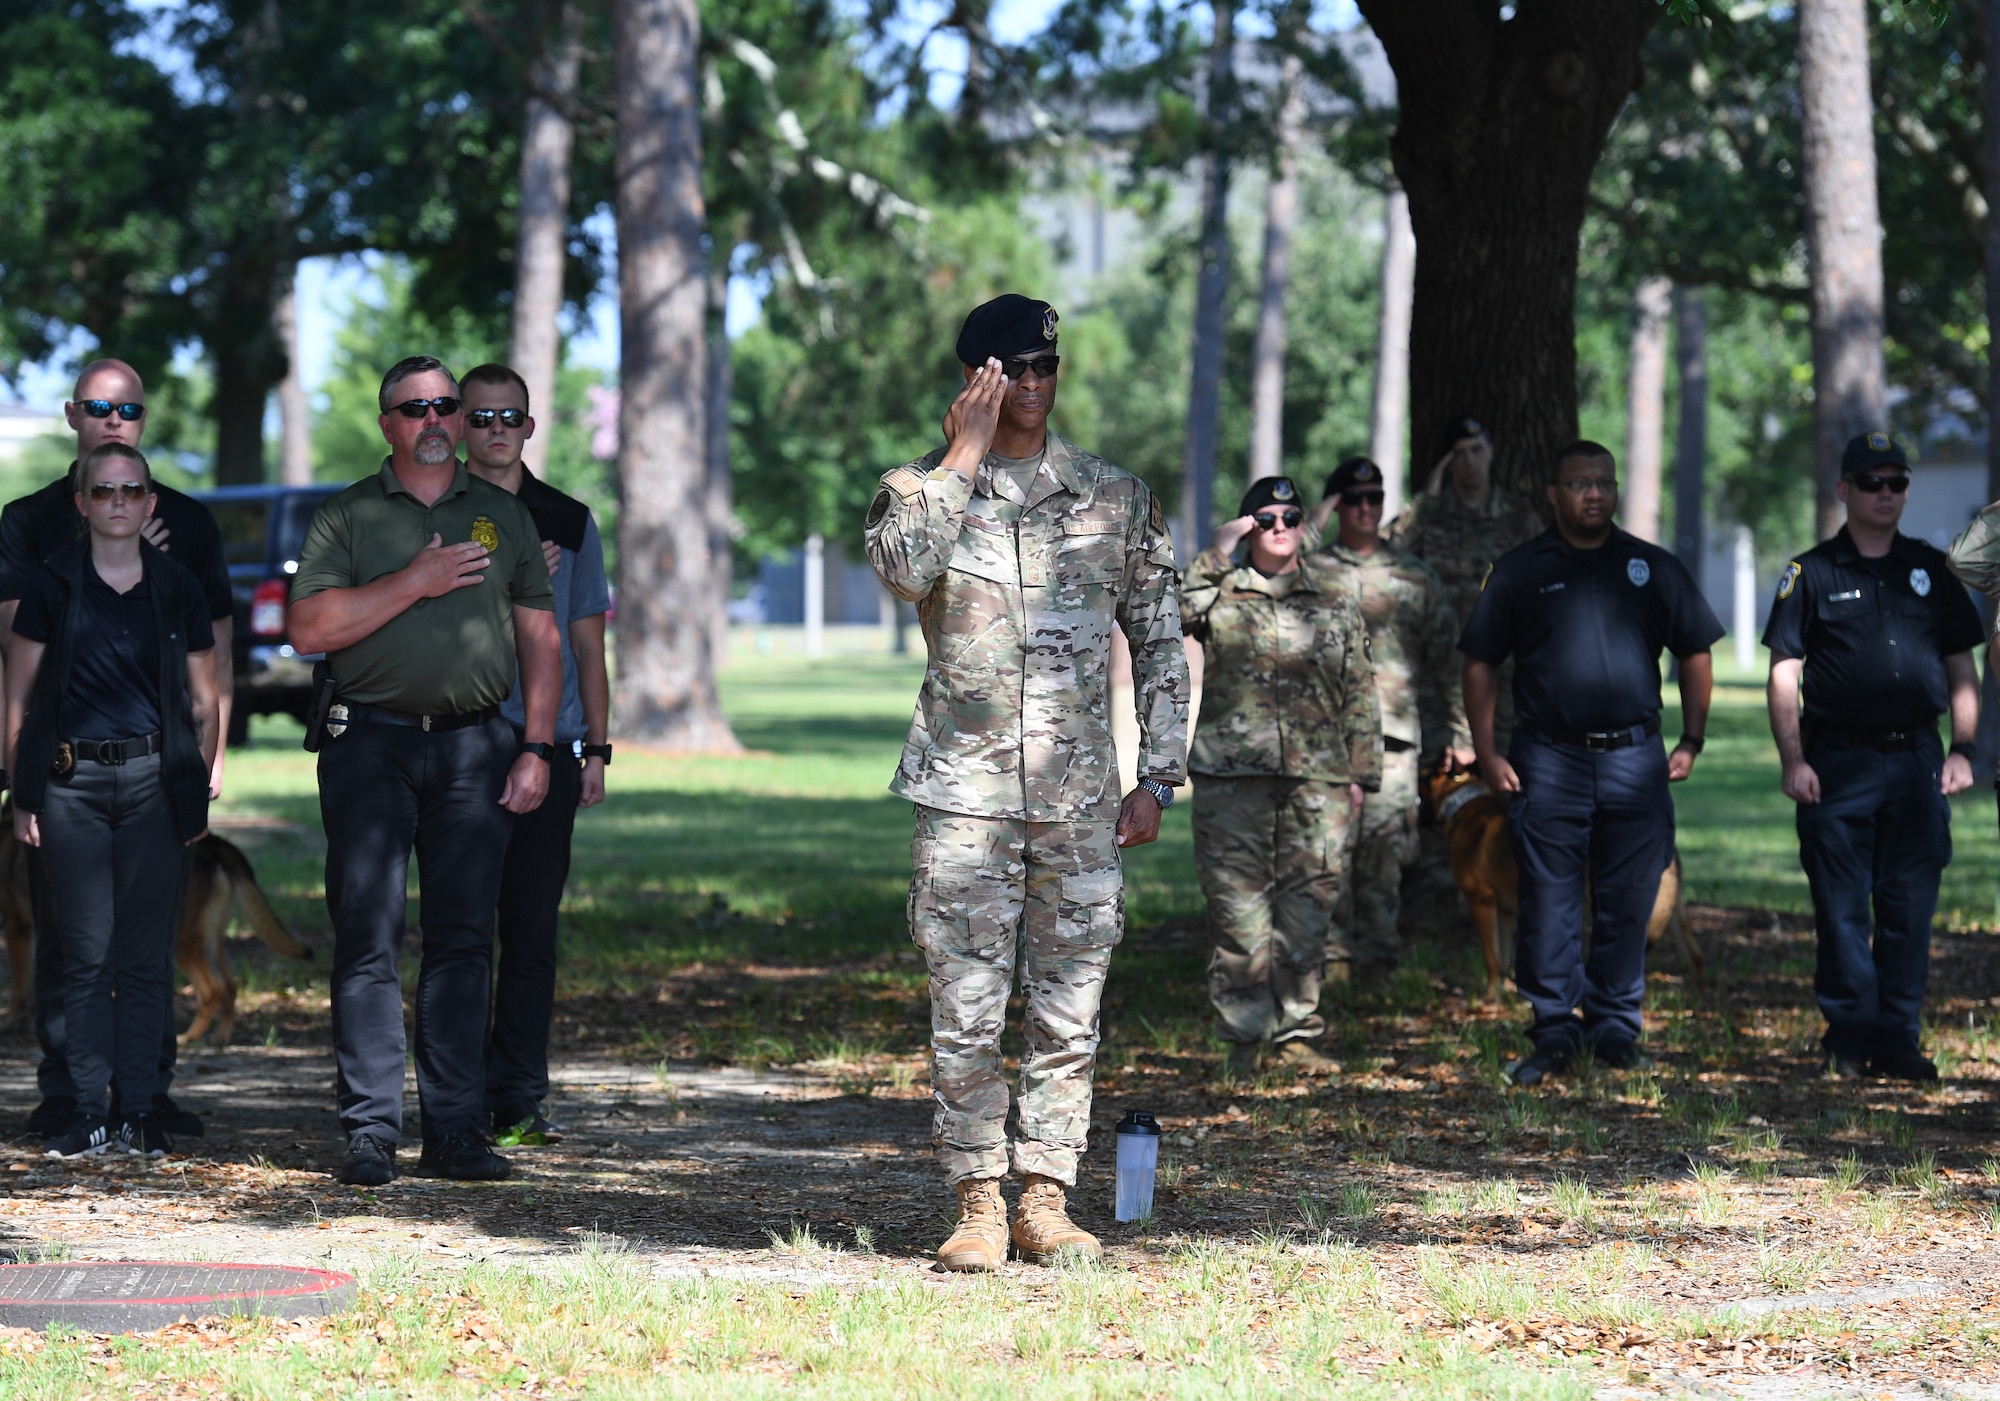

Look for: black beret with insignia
[1433,414,1489,459]
[1840,430,1910,477]
[1322,456,1383,501]
[1238,476,1302,517]
[955,294,1059,366]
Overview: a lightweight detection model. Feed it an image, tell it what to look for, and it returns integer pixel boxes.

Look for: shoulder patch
[881,466,925,500]
[866,489,894,528]
[1776,561,1801,601]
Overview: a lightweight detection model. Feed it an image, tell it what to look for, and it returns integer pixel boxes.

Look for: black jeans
[486,751,581,1117]
[321,715,514,1147]
[38,752,186,1123]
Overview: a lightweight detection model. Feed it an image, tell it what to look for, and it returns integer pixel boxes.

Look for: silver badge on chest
[1626,558,1651,587]
[1910,567,1932,597]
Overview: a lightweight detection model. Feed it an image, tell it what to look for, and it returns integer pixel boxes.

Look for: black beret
[1322,456,1383,501]
[956,295,1059,366]
[1433,414,1489,459]
[1238,476,1303,517]
[1841,430,1909,478]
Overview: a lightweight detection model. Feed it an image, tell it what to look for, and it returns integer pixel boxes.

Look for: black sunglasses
[389,396,461,419]
[1253,510,1303,531]
[467,408,528,429]
[1000,356,1060,380]
[77,399,145,421]
[1341,490,1386,507]
[1851,472,1909,494]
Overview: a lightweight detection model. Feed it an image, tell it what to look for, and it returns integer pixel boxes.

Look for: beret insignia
[1042,307,1059,341]
[471,516,499,553]
[1355,463,1376,481]
[1273,481,1296,501]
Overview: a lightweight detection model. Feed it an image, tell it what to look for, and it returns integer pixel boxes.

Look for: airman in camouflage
[864,294,1188,1271]
[1384,416,1543,753]
[1183,477,1380,1065]
[1311,457,1475,977]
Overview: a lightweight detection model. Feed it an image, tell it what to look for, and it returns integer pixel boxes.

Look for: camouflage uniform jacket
[1384,481,1544,633]
[1948,503,2000,636]
[1180,544,1383,790]
[1313,541,1471,763]
[863,432,1190,822]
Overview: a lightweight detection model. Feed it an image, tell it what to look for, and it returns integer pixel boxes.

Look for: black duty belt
[1816,726,1918,752]
[1546,717,1660,752]
[67,732,163,765]
[339,703,499,733]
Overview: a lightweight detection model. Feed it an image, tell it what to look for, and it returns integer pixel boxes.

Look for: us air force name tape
[1238,476,1301,517]
[956,294,1058,366]
[1840,431,1909,478]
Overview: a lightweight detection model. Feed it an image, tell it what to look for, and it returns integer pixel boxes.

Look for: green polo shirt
[291,460,554,714]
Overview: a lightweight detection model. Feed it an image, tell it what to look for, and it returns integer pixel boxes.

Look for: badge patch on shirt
[1777,561,1801,600]
[471,516,499,553]
[1626,557,1651,587]
[1911,567,1932,597]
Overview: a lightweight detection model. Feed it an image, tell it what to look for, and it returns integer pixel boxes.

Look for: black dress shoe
[1823,1051,1868,1080]
[1871,1046,1940,1082]
[1591,1040,1655,1072]
[338,1132,398,1187]
[1505,1042,1573,1087]
[26,1095,78,1139]
[419,1128,512,1181]
[151,1093,205,1138]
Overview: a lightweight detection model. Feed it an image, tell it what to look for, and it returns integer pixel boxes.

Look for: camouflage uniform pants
[907,805,1123,1187]
[1340,744,1420,972]
[1193,776,1354,1044]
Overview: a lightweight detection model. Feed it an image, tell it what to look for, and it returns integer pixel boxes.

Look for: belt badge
[471,516,499,553]
[326,703,349,740]
[52,741,73,779]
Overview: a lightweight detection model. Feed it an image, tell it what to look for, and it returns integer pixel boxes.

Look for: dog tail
[206,835,313,960]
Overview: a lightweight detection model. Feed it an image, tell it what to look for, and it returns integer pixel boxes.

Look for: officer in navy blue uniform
[1460,441,1723,1086]
[1765,432,1980,1082]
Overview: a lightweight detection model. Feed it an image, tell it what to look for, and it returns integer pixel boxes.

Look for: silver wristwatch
[1138,777,1175,808]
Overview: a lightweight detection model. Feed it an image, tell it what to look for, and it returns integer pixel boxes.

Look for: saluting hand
[405,533,490,598]
[1213,515,1256,556]
[940,359,1007,477]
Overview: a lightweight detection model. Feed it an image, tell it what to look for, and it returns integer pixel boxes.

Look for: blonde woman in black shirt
[6,443,217,1158]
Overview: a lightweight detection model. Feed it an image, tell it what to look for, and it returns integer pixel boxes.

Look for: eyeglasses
[1253,510,1303,531]
[467,408,528,429]
[1000,356,1060,380]
[86,481,149,503]
[1341,491,1385,507]
[1851,472,1909,494]
[389,396,461,419]
[76,400,145,421]
[1558,477,1618,495]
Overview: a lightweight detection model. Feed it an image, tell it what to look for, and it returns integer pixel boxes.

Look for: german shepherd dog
[0,818,311,1045]
[1419,766,1705,1000]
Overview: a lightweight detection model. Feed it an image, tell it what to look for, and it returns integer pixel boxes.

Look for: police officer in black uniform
[1766,433,1980,1081]
[1461,441,1724,1086]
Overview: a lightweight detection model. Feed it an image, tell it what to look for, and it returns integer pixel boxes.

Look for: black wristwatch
[1951,741,1977,762]
[519,741,556,762]
[1677,734,1705,755]
[581,743,613,766]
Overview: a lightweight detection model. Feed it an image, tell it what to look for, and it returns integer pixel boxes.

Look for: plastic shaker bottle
[1114,1110,1161,1222]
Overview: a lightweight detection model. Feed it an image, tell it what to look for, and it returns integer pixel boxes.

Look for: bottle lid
[1114,1110,1161,1136]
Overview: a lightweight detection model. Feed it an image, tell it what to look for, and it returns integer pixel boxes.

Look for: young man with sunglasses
[1309,457,1474,981]
[0,358,234,1144]
[865,294,1188,1273]
[457,363,610,1146]
[1771,434,1981,1081]
[289,355,562,1186]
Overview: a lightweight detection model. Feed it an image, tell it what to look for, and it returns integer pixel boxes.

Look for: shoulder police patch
[1777,561,1801,601]
[471,516,499,552]
[1911,566,1932,597]
[1626,557,1651,587]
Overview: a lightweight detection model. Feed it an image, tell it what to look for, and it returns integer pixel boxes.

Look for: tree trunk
[1797,0,1887,540]
[1623,276,1671,544]
[1978,0,2000,777]
[613,0,739,752]
[1247,52,1302,484]
[706,263,734,666]
[275,264,313,486]
[1179,0,1235,550]
[510,0,582,479]
[1370,185,1416,519]
[1672,284,1708,593]
[1354,0,1656,498]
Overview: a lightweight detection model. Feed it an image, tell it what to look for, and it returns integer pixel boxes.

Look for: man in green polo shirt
[290,354,561,1187]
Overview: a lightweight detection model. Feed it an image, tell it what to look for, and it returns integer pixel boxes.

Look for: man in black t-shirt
[1460,441,1724,1087]
[0,358,234,1141]
[1767,433,1982,1082]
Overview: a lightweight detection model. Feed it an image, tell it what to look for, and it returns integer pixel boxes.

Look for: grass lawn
[2,628,1997,1397]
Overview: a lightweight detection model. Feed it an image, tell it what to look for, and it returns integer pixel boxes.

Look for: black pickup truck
[195,483,340,745]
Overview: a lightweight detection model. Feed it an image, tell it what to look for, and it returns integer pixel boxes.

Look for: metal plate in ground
[0,1261,356,1332]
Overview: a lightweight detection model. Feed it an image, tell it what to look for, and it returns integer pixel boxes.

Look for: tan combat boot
[1011,1173,1102,1265]
[936,1177,1009,1272]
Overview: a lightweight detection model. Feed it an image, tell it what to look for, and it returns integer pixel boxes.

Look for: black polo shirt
[12,554,215,740]
[0,473,232,619]
[1761,528,1983,731]
[1459,526,1725,732]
